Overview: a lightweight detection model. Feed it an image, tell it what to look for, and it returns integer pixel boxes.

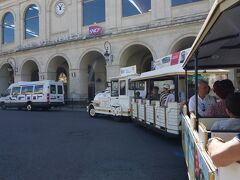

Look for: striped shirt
[159,91,169,106]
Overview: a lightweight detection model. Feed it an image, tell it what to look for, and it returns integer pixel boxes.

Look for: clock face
[55,2,65,15]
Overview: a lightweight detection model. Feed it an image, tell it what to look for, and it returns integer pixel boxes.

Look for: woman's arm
[208,138,240,167]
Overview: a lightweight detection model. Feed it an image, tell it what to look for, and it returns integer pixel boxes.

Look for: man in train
[188,80,216,117]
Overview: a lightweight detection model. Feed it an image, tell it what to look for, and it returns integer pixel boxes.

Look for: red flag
[171,52,180,65]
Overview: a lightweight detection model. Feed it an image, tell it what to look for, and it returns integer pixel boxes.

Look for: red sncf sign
[89,25,103,36]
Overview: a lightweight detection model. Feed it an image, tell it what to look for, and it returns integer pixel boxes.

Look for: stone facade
[0,0,215,100]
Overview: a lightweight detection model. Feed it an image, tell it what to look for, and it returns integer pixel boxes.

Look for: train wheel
[89,106,97,118]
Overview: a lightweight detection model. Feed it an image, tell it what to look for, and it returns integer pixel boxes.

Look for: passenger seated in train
[164,85,175,106]
[135,91,142,99]
[206,79,235,117]
[207,133,240,167]
[188,80,216,117]
[211,93,240,131]
[149,86,159,100]
[159,84,170,106]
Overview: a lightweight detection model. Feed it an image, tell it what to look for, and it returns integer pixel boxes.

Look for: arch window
[172,0,202,6]
[2,12,15,44]
[122,0,151,17]
[83,0,105,26]
[24,4,39,39]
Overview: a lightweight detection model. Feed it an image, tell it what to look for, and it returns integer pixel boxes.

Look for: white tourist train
[0,80,65,111]
[130,62,228,135]
[87,65,144,118]
[182,0,240,179]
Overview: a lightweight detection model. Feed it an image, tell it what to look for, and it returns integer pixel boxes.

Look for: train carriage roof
[183,0,240,70]
[131,64,228,82]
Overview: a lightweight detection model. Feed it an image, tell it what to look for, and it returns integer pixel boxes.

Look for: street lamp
[104,41,113,64]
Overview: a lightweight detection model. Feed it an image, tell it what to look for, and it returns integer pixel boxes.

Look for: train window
[129,81,145,91]
[153,80,174,91]
[111,80,119,97]
[120,80,126,96]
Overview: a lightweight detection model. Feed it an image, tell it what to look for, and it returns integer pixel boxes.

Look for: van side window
[12,87,21,96]
[34,85,43,94]
[57,85,63,94]
[21,86,33,95]
[50,85,56,94]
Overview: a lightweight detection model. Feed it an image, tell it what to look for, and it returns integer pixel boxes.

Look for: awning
[183,0,240,70]
[131,64,228,82]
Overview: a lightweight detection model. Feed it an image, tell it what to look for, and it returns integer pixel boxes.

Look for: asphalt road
[0,110,188,180]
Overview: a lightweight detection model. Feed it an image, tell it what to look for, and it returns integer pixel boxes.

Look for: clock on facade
[55,2,65,15]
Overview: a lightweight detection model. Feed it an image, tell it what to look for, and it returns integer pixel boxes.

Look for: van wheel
[1,103,6,110]
[26,103,32,111]
[89,106,97,118]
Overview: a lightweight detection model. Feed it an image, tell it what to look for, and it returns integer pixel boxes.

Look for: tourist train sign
[120,65,137,77]
[152,48,190,70]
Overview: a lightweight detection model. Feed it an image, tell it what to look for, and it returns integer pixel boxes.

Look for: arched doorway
[171,36,196,53]
[21,60,39,81]
[0,63,14,93]
[47,56,69,98]
[120,44,153,73]
[80,51,106,101]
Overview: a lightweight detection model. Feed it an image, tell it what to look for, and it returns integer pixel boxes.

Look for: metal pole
[195,50,199,131]
[185,70,188,103]
[175,76,179,102]
[134,81,136,102]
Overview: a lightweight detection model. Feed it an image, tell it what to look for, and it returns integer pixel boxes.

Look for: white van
[0,80,64,111]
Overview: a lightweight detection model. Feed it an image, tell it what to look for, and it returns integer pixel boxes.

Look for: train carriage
[182,0,240,179]
[131,63,228,136]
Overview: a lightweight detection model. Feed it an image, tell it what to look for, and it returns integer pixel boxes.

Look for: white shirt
[165,93,175,106]
[188,95,216,117]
